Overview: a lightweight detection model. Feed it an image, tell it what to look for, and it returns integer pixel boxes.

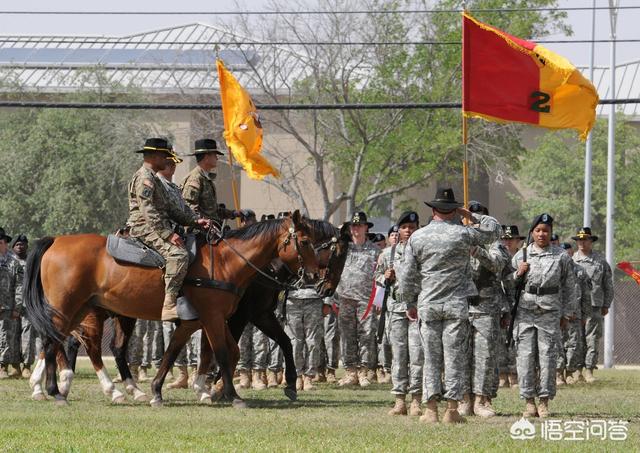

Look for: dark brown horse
[24,211,318,407]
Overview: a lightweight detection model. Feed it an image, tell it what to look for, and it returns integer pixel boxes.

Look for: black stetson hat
[10,234,27,248]
[136,137,174,155]
[424,188,463,212]
[397,211,419,226]
[187,138,224,156]
[501,225,526,240]
[572,227,598,242]
[347,211,374,228]
[0,227,11,243]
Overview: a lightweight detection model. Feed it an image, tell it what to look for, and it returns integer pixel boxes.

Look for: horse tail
[24,236,65,343]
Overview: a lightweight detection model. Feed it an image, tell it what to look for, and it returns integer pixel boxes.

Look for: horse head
[277,210,319,283]
[314,222,349,298]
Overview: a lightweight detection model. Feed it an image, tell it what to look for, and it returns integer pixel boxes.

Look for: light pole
[583,0,596,227]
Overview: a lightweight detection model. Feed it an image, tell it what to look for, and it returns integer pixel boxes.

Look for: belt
[525,285,559,296]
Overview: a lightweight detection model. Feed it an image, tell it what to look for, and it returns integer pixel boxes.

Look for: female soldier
[512,213,576,418]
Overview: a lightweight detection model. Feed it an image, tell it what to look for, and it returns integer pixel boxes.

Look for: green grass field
[0,360,638,452]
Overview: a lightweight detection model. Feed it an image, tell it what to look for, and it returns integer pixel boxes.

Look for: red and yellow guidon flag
[217,59,279,180]
[617,262,640,286]
[462,13,599,140]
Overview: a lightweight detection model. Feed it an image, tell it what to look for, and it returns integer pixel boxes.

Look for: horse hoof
[32,391,46,401]
[54,396,69,407]
[112,394,126,405]
[125,386,135,396]
[198,392,212,404]
[284,388,298,401]
[232,398,247,409]
[134,393,149,403]
[150,397,163,408]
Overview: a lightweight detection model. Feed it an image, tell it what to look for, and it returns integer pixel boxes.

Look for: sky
[0,0,637,67]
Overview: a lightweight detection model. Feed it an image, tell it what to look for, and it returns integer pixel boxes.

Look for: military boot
[313,369,327,383]
[303,375,315,391]
[576,368,586,383]
[442,400,465,424]
[130,364,140,382]
[276,370,284,385]
[266,370,279,388]
[585,368,596,383]
[367,368,377,383]
[381,370,392,384]
[376,368,386,383]
[473,395,496,418]
[419,399,438,424]
[509,372,519,388]
[8,364,21,379]
[238,370,251,389]
[338,368,359,386]
[538,397,550,418]
[296,375,304,391]
[21,366,31,379]
[388,395,407,416]
[498,372,510,388]
[0,364,9,379]
[409,394,423,417]
[188,365,198,387]
[523,398,538,418]
[358,368,371,388]
[565,370,576,385]
[168,366,189,389]
[161,293,179,322]
[326,369,337,384]
[252,369,267,390]
[137,366,150,383]
[556,369,566,386]
[458,393,473,416]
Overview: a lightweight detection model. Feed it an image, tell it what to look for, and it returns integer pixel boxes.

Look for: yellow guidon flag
[216,59,279,179]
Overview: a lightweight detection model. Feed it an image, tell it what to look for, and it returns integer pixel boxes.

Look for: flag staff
[461,5,469,208]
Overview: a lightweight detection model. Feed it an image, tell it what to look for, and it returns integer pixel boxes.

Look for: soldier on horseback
[127,138,210,322]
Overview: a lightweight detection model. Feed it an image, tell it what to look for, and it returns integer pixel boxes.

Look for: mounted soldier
[127,138,210,322]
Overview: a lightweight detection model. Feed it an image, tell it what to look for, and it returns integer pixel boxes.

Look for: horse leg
[43,337,70,405]
[110,316,147,402]
[193,332,215,404]
[253,312,297,401]
[66,335,81,372]
[29,351,47,401]
[150,320,199,407]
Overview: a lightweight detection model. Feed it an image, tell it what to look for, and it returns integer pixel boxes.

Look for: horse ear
[292,209,302,228]
[339,223,350,238]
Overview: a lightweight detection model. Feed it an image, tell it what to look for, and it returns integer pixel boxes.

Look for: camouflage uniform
[12,254,38,368]
[511,244,577,399]
[497,276,518,377]
[333,241,380,370]
[399,213,501,402]
[237,323,269,371]
[267,295,287,374]
[127,165,198,297]
[465,241,511,397]
[321,301,340,372]
[285,287,324,377]
[0,252,23,365]
[181,166,232,224]
[573,250,614,370]
[375,242,423,396]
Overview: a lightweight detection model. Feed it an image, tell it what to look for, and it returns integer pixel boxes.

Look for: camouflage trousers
[137,231,189,297]
[337,297,376,369]
[557,319,584,372]
[285,297,323,376]
[377,313,392,372]
[163,322,202,368]
[0,313,20,364]
[465,313,500,397]
[388,312,423,395]
[20,316,39,367]
[497,326,517,374]
[584,310,604,370]
[128,320,164,368]
[513,307,560,400]
[238,323,269,371]
[320,308,340,370]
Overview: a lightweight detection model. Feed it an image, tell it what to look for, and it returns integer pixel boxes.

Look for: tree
[515,117,640,262]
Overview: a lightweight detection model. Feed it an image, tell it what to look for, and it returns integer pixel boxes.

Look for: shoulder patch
[141,186,153,198]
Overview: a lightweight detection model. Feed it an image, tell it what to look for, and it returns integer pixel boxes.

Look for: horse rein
[313,236,339,289]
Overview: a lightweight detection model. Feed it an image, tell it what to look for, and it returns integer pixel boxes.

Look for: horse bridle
[313,235,339,290]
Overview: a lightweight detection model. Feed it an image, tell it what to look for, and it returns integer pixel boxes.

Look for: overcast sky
[0,0,637,67]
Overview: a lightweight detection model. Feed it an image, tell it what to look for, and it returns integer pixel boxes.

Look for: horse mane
[224,218,286,241]
[307,218,338,240]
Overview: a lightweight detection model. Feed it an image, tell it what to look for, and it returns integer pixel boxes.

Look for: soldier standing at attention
[127,138,210,322]
[11,235,36,378]
[0,228,22,379]
[333,212,380,387]
[399,188,501,424]
[378,211,423,417]
[571,227,613,383]
[511,214,576,418]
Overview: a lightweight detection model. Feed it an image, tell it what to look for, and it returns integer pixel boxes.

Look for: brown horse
[24,211,318,407]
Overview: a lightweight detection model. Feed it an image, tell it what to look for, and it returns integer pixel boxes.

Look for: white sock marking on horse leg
[125,378,136,395]
[29,358,45,390]
[96,368,116,396]
[58,369,74,397]
[193,374,211,403]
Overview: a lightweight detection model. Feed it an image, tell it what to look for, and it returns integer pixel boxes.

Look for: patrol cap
[424,188,463,213]
[0,227,11,243]
[187,138,224,156]
[571,227,598,242]
[10,234,28,248]
[388,224,399,236]
[468,200,489,215]
[397,211,419,226]
[501,225,526,240]
[136,137,174,155]
[530,213,553,231]
[347,211,374,228]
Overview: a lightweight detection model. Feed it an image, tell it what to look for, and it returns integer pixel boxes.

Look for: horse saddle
[106,234,197,268]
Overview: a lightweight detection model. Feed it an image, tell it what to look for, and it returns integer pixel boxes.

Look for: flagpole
[583,0,597,228]
[461,5,469,209]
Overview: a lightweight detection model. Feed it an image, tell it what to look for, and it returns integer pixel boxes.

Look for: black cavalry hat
[0,227,11,243]
[187,138,224,156]
[424,187,463,212]
[397,211,419,226]
[347,211,374,228]
[136,137,174,155]
[572,226,598,242]
[501,225,526,240]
